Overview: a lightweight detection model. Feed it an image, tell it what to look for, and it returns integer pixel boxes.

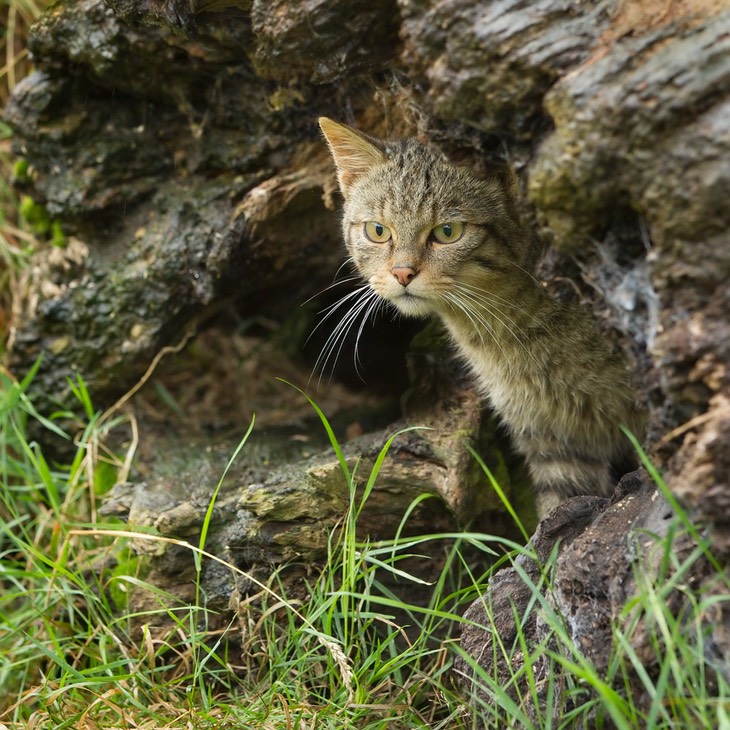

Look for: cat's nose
[392,266,417,287]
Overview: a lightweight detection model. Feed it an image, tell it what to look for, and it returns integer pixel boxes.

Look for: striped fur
[319,118,645,517]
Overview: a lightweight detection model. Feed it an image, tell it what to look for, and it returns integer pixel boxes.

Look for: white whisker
[507,260,544,288]
[457,281,543,323]
[453,284,535,346]
[310,287,383,387]
[444,291,508,360]
[305,284,371,344]
[335,256,357,279]
[352,292,387,377]
[301,273,362,306]
[449,285,541,367]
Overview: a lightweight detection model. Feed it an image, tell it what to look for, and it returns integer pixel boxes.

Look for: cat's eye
[432,222,465,244]
[364,221,392,243]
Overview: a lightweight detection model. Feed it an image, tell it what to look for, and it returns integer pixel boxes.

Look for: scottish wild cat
[318,117,644,517]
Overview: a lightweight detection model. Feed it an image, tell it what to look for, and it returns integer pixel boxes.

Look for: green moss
[50,220,67,247]
[93,460,118,496]
[107,547,146,610]
[12,158,30,183]
[19,194,51,234]
[474,414,537,526]
[19,195,66,246]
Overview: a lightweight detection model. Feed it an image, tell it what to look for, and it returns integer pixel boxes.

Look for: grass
[1,365,728,729]
[2,0,50,357]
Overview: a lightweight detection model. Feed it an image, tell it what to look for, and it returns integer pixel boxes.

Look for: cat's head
[319,117,542,318]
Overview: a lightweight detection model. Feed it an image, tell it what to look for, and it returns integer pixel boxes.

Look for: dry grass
[1,0,45,107]
[1,0,46,352]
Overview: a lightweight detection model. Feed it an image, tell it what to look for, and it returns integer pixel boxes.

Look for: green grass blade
[466,443,530,543]
[278,378,351,483]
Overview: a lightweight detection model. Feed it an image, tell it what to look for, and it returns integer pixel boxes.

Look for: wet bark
[456,470,729,723]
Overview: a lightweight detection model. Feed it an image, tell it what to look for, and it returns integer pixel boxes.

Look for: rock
[400,0,610,139]
[671,392,730,555]
[526,6,730,554]
[6,157,345,415]
[94,312,525,623]
[456,471,729,721]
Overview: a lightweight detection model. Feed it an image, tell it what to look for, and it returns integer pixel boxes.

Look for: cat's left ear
[319,117,387,198]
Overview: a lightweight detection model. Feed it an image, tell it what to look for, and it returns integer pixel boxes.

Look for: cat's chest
[456,341,519,403]
[444,323,545,426]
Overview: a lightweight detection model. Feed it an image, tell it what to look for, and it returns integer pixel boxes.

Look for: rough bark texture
[456,470,729,723]
[4,0,729,719]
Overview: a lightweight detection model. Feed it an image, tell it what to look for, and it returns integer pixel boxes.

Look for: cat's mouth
[387,289,435,317]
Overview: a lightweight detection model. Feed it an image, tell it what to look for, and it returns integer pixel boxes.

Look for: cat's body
[318,117,644,516]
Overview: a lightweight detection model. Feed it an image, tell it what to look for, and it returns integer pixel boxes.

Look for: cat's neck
[438,275,553,356]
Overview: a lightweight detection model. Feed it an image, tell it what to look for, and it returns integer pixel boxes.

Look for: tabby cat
[318,117,644,517]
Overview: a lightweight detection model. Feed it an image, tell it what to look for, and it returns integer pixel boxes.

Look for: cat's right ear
[318,117,387,198]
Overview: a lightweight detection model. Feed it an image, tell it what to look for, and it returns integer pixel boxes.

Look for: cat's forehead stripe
[359,165,479,223]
